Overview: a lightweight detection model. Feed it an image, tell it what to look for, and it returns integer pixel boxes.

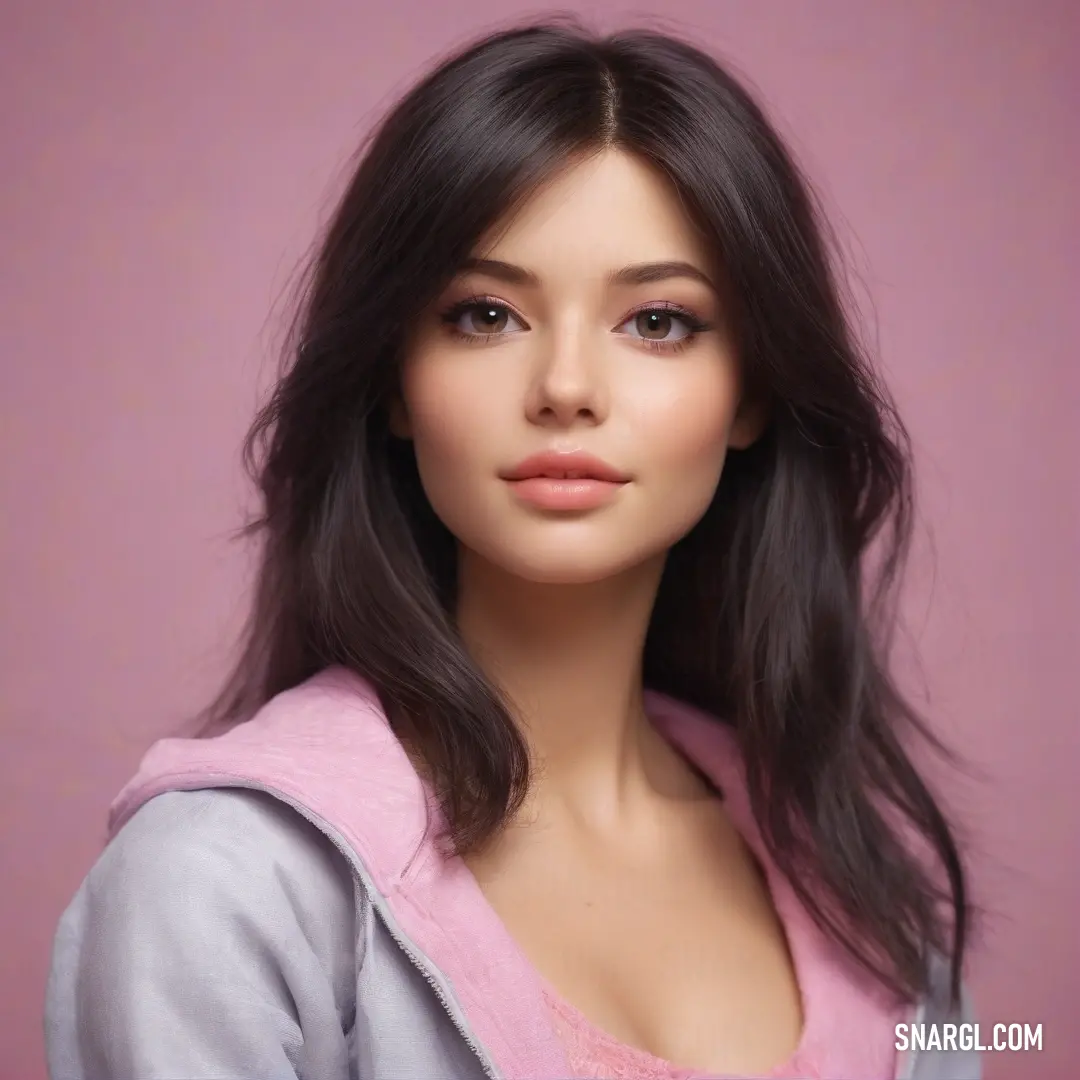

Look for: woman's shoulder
[76,785,357,949]
[46,788,360,1077]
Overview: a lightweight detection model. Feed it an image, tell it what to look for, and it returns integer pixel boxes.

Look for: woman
[46,19,978,1080]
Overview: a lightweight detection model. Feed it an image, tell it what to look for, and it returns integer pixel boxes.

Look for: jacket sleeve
[908,953,982,1080]
[44,787,359,1080]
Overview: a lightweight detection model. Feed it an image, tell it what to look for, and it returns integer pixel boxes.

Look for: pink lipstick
[501,451,630,511]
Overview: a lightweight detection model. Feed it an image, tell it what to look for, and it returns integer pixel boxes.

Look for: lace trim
[541,982,821,1079]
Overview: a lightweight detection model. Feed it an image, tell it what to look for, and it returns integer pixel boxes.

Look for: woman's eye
[442,300,705,348]
[619,309,695,343]
[453,303,525,336]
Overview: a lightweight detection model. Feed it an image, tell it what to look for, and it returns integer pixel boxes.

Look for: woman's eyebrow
[457,257,715,290]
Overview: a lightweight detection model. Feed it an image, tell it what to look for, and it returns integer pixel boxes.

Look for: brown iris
[636,311,673,339]
[467,306,509,334]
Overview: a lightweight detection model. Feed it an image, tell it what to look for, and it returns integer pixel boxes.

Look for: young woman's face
[396,148,760,585]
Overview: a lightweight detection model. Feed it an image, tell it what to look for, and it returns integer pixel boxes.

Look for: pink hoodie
[93,667,910,1079]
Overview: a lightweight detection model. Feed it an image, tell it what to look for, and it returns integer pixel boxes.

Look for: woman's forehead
[450,153,716,299]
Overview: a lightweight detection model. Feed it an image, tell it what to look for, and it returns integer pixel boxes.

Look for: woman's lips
[500,450,631,511]
[506,476,626,511]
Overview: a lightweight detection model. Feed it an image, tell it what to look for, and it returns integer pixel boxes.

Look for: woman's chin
[478,544,664,588]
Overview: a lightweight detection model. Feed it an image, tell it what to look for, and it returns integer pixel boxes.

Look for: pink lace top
[537,867,900,1080]
[534,796,901,1078]
[540,977,821,1080]
[537,915,901,1080]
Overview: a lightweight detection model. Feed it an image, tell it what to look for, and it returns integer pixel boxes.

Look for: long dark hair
[202,17,968,1004]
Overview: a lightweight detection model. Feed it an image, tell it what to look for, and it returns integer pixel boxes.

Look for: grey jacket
[45,668,981,1080]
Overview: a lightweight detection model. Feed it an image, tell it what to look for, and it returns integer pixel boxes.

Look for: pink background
[2,2,1077,1078]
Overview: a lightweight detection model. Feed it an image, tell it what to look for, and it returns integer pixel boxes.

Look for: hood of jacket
[105,665,931,1080]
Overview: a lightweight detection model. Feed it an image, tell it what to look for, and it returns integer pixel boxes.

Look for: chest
[466,808,805,1076]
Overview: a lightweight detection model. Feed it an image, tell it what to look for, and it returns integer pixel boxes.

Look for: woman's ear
[727,393,770,450]
[388,396,412,439]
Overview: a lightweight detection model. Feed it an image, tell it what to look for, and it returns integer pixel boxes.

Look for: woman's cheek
[405,366,485,459]
[630,367,738,475]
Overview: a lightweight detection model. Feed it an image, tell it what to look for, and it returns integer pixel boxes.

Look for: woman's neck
[455,549,698,828]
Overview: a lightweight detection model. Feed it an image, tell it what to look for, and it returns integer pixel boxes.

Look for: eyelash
[438,295,712,354]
